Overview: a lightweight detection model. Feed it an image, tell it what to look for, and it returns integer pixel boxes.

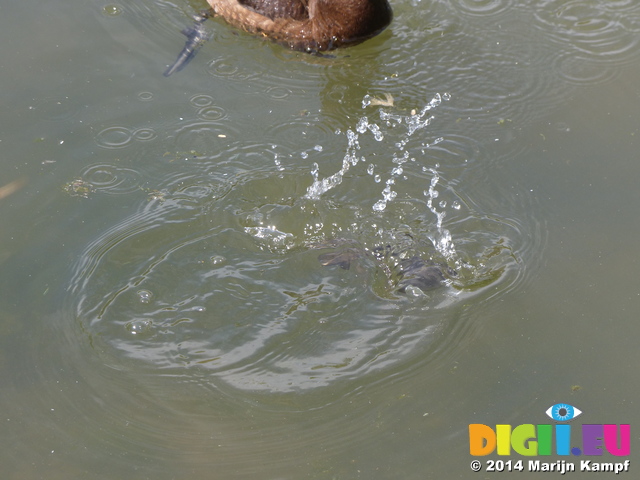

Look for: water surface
[1,0,639,478]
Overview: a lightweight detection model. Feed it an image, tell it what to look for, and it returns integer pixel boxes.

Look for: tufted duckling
[315,239,457,294]
[165,0,392,75]
[208,0,393,51]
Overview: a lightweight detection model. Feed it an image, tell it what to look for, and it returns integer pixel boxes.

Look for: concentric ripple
[76,163,144,195]
[553,52,621,86]
[95,125,158,149]
[454,0,514,17]
[265,118,335,153]
[68,94,544,402]
[171,120,240,153]
[533,0,640,68]
[69,189,452,396]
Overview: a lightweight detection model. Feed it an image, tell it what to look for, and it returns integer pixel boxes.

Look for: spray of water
[304,93,454,258]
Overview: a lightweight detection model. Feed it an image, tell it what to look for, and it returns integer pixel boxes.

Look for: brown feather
[207,0,392,51]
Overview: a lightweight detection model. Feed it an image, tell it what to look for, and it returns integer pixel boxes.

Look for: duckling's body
[209,0,392,51]
[315,239,456,294]
[165,0,392,74]
[239,0,309,21]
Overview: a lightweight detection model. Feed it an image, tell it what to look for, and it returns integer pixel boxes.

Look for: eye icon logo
[546,403,582,422]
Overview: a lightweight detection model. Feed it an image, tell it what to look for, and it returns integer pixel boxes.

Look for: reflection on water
[2,0,639,477]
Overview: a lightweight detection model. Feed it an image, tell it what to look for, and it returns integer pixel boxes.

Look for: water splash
[304,93,456,260]
[304,129,361,199]
[65,83,537,402]
[424,167,457,259]
[305,93,449,205]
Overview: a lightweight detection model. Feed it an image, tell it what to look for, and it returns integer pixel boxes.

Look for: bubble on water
[137,290,153,304]
[210,255,225,265]
[125,319,153,336]
[102,4,123,16]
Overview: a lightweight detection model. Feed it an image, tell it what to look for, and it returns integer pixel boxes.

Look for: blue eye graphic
[546,403,582,422]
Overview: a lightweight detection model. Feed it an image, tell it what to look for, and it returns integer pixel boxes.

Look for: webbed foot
[164,10,213,77]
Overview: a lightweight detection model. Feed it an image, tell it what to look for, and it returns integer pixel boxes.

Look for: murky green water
[1,0,639,478]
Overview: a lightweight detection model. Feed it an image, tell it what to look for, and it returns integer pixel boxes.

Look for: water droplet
[372,199,386,211]
[356,117,368,134]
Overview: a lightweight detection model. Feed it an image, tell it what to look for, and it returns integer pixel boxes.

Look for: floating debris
[63,178,94,198]
[363,92,394,108]
[0,178,27,200]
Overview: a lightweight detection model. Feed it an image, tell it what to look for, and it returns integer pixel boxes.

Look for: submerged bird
[165,0,392,74]
[316,239,456,294]
[393,256,453,293]
[209,0,393,50]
